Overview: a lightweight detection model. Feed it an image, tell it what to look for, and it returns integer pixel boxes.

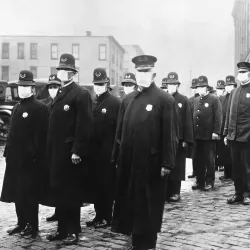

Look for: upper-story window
[99,44,107,60]
[30,43,37,59]
[51,44,58,60]
[72,44,79,59]
[2,43,9,59]
[17,43,25,59]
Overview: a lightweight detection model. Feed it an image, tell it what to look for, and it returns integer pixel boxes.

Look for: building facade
[0,33,125,86]
[122,45,144,75]
[232,0,250,73]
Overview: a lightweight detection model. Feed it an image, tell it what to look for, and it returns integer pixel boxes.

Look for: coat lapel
[93,91,110,114]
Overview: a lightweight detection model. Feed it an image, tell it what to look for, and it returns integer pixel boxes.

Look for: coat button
[196,125,199,127]
[198,110,200,112]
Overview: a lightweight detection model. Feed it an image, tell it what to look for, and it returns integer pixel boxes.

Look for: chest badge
[204,103,209,108]
[22,112,28,118]
[146,104,153,111]
[178,103,182,108]
[102,108,107,114]
[64,105,70,111]
[246,93,250,98]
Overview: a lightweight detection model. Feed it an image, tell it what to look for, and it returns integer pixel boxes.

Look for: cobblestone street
[0,143,250,249]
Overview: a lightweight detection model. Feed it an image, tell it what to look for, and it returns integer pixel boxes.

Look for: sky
[0,0,235,94]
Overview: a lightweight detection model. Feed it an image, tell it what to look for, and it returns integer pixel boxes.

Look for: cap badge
[61,57,67,62]
[64,104,70,111]
[138,56,148,62]
[199,78,203,82]
[20,74,26,79]
[102,108,107,114]
[169,74,175,79]
[22,112,28,118]
[204,103,209,108]
[95,72,101,77]
[246,93,250,98]
[125,75,131,79]
[146,104,153,111]
[178,103,182,108]
[50,76,55,80]
[226,78,230,82]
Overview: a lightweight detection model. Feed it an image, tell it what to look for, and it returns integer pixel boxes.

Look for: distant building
[232,0,250,73]
[122,45,144,75]
[0,32,125,86]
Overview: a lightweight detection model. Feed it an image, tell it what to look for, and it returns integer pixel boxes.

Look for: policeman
[161,77,168,92]
[46,54,93,244]
[225,62,250,205]
[122,73,137,95]
[219,76,236,181]
[44,74,62,222]
[86,68,121,228]
[165,72,194,202]
[188,78,199,178]
[215,80,226,172]
[111,55,178,250]
[1,70,48,237]
[192,76,222,191]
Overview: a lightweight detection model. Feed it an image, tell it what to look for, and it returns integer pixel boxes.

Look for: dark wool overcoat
[1,96,48,203]
[111,83,178,235]
[46,82,93,208]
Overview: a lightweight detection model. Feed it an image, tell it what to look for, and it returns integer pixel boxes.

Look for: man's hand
[212,133,219,140]
[72,153,81,164]
[224,137,228,146]
[161,167,171,177]
[182,142,188,148]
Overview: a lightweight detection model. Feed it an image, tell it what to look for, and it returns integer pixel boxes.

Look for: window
[2,66,9,81]
[72,44,79,59]
[30,66,37,79]
[124,52,129,62]
[51,67,57,75]
[2,43,9,59]
[120,55,123,70]
[17,43,25,59]
[51,44,58,60]
[112,70,115,85]
[73,68,79,83]
[30,43,37,59]
[112,46,115,64]
[119,76,122,86]
[5,86,12,101]
[116,51,118,67]
[99,44,107,60]
[116,73,118,85]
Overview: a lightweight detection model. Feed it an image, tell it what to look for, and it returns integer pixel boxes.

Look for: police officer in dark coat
[46,54,93,245]
[188,78,199,178]
[85,68,121,229]
[111,55,178,250]
[225,62,250,205]
[219,76,236,181]
[165,72,194,202]
[122,73,138,95]
[192,76,222,191]
[215,80,226,171]
[0,70,48,237]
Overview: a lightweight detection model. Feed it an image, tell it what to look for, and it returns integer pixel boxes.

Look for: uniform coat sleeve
[71,90,94,158]
[223,91,233,136]
[183,97,194,144]
[161,97,179,170]
[212,97,222,135]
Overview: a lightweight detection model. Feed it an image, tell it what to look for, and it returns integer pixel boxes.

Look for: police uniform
[224,62,250,205]
[188,78,199,178]
[86,68,121,228]
[46,54,93,243]
[111,55,178,250]
[1,70,48,236]
[192,76,222,191]
[164,72,194,202]
[215,80,226,170]
[219,76,236,180]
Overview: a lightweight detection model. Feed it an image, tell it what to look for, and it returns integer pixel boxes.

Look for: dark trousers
[192,158,198,176]
[231,141,250,197]
[94,184,114,222]
[57,207,80,235]
[166,180,181,199]
[15,198,39,230]
[224,164,232,178]
[196,140,216,186]
[132,233,157,248]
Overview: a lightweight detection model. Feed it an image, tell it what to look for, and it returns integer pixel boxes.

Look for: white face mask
[94,85,106,96]
[162,88,168,93]
[48,88,59,99]
[197,87,207,97]
[225,85,234,93]
[237,72,250,84]
[57,70,74,82]
[216,89,224,97]
[135,71,153,88]
[191,89,197,96]
[18,86,33,99]
[124,86,134,95]
[168,84,178,95]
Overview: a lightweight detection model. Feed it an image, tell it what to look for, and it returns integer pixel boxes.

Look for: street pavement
[0,143,250,249]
